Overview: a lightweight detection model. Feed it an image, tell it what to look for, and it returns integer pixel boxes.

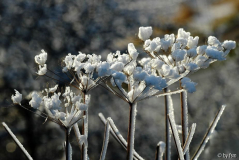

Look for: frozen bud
[49,85,58,93]
[35,49,47,65]
[160,39,171,51]
[164,34,175,46]
[196,45,207,55]
[139,57,151,66]
[37,64,47,75]
[187,36,199,49]
[128,43,139,60]
[178,65,186,74]
[187,48,197,58]
[76,102,88,111]
[97,61,111,77]
[176,38,188,49]
[222,40,236,50]
[145,41,157,52]
[184,63,198,71]
[151,59,164,70]
[55,112,66,121]
[112,72,126,82]
[172,49,186,61]
[208,36,221,47]
[62,66,68,73]
[84,63,95,73]
[171,43,181,52]
[11,89,22,105]
[177,28,190,40]
[181,77,197,93]
[64,53,75,69]
[161,64,179,79]
[138,26,153,41]
[110,62,124,72]
[205,46,225,61]
[143,39,151,48]
[133,67,148,81]
[123,64,135,76]
[76,52,86,62]
[195,55,210,68]
[44,93,61,110]
[145,75,166,90]
[29,92,42,109]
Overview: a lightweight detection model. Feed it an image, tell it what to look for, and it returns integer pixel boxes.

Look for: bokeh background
[0,0,239,159]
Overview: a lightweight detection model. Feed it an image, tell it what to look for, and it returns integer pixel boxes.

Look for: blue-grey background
[0,0,239,159]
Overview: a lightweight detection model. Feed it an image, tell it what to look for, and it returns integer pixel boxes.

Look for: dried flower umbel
[6,26,236,160]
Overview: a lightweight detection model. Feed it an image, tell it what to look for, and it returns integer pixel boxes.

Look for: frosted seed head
[196,45,207,55]
[205,46,225,61]
[187,48,197,58]
[138,26,153,41]
[187,36,199,49]
[177,28,190,40]
[11,89,22,105]
[49,85,58,93]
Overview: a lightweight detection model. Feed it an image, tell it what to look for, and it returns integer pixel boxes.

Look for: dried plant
[3,26,236,160]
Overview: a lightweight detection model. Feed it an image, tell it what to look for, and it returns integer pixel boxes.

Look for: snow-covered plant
[4,26,236,160]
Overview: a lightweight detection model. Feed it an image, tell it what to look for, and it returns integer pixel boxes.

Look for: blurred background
[0,0,239,159]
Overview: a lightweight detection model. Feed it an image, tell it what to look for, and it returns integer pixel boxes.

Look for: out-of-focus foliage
[0,0,238,160]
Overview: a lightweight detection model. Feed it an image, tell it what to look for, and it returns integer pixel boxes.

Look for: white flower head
[138,26,153,41]
[11,89,22,105]
[35,49,47,65]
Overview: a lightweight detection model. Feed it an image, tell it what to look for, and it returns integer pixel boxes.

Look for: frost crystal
[37,64,47,75]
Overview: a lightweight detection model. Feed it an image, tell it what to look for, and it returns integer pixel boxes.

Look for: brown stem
[65,128,70,160]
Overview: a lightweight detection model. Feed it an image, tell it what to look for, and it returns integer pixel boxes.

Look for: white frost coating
[168,113,185,160]
[156,89,185,98]
[138,26,153,41]
[181,77,197,93]
[100,119,110,160]
[35,49,47,65]
[222,40,236,50]
[73,124,82,149]
[2,122,33,160]
[193,105,226,160]
[103,115,144,160]
[129,103,137,160]
[11,89,22,105]
[157,141,166,160]
[29,91,42,109]
[37,64,47,75]
[183,123,196,155]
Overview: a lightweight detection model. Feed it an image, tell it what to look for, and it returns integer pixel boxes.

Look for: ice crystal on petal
[128,43,139,60]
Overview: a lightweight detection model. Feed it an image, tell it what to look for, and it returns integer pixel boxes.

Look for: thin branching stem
[65,128,70,160]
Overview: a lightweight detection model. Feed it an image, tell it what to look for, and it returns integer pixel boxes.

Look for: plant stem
[180,82,189,160]
[65,128,70,160]
[127,103,137,160]
[81,92,86,160]
[164,88,171,160]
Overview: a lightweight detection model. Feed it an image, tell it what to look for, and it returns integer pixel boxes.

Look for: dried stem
[2,122,33,160]
[127,103,137,160]
[164,88,171,160]
[99,119,110,160]
[179,82,189,160]
[191,105,226,160]
[98,113,144,160]
[65,128,70,160]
